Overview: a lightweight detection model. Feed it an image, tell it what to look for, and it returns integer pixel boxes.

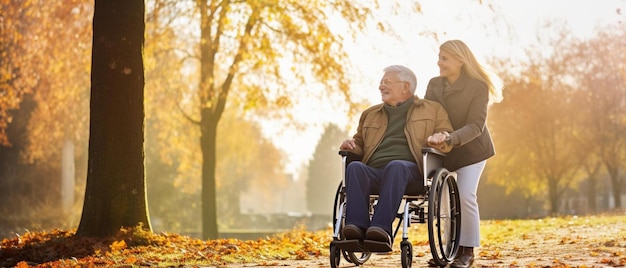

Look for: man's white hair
[383,65,417,94]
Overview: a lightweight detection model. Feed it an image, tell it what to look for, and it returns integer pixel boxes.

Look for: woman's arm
[449,80,489,146]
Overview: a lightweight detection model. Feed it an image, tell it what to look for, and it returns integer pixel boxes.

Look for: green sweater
[367,100,415,168]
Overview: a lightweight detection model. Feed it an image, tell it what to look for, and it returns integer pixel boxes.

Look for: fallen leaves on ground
[1,214,626,267]
[0,225,330,267]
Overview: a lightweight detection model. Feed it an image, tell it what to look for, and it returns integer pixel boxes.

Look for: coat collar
[373,96,423,113]
[445,72,469,92]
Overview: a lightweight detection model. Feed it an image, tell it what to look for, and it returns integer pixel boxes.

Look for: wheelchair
[329,148,461,268]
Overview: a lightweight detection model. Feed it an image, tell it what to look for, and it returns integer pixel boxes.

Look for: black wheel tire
[332,182,343,232]
[401,240,413,268]
[330,244,341,268]
[427,169,461,266]
[341,250,352,264]
[348,251,371,265]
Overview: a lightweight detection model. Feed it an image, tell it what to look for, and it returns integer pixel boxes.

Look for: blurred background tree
[0,0,40,146]
[306,124,347,216]
[0,0,92,236]
[488,27,586,215]
[187,0,379,239]
[483,23,626,217]
[568,24,626,209]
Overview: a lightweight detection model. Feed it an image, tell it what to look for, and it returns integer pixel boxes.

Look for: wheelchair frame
[329,148,462,268]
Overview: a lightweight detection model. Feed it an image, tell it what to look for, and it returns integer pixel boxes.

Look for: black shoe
[342,224,365,240]
[450,246,474,268]
[365,226,391,245]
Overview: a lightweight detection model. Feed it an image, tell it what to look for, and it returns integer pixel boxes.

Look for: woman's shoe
[450,246,474,268]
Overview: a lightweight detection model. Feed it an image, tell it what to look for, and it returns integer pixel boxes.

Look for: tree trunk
[607,165,622,209]
[201,108,219,240]
[548,177,559,215]
[587,176,597,213]
[76,0,151,237]
[61,139,75,214]
[585,163,601,213]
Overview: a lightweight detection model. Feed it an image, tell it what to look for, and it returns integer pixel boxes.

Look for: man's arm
[429,104,454,153]
[339,109,367,157]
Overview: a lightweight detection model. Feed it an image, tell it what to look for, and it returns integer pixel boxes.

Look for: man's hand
[340,139,356,150]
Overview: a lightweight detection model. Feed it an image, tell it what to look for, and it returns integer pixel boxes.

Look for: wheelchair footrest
[363,240,393,252]
[331,240,363,252]
[331,239,393,253]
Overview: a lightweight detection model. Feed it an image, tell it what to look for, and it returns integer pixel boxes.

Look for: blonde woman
[425,39,503,268]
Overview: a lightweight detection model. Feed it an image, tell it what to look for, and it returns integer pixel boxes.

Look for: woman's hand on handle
[427,131,450,145]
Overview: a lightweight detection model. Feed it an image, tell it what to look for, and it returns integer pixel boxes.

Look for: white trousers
[454,160,486,248]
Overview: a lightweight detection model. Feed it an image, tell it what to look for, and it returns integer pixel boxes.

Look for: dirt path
[223,219,626,267]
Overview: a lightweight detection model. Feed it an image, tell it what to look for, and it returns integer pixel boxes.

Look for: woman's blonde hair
[440,40,503,104]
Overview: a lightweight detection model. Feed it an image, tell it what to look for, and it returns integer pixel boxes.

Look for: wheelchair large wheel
[427,168,461,266]
[332,182,371,265]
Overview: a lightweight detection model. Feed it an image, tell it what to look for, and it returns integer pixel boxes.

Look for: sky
[261,0,626,176]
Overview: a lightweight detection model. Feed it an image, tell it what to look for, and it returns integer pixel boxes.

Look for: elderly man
[339,65,453,249]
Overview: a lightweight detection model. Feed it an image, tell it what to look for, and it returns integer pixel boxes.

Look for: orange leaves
[558,235,583,245]
[600,256,626,266]
[481,249,501,260]
[122,256,138,264]
[15,261,30,268]
[109,240,127,251]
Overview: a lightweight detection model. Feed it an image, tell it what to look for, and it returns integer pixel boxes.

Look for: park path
[223,219,626,267]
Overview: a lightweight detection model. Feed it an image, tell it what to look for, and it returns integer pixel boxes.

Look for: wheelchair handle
[421,147,446,157]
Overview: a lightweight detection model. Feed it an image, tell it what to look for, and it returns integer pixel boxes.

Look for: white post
[61,140,75,213]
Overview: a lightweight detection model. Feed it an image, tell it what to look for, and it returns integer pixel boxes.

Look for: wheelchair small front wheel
[347,251,371,265]
[329,244,341,268]
[400,240,413,268]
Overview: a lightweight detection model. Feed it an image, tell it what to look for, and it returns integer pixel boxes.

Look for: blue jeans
[344,160,421,235]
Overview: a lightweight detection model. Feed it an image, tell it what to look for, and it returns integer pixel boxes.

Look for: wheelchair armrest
[338,150,362,165]
[421,147,446,157]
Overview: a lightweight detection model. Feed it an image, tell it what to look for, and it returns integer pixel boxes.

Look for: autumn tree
[306,123,347,215]
[142,0,201,233]
[0,0,41,146]
[0,0,91,147]
[0,0,92,236]
[216,112,289,226]
[0,1,46,231]
[22,0,93,218]
[182,0,377,239]
[488,28,586,215]
[568,25,626,209]
[76,0,151,237]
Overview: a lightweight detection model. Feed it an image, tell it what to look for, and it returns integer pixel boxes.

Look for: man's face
[379,72,409,106]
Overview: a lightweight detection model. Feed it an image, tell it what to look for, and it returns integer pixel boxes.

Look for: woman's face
[438,49,463,81]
